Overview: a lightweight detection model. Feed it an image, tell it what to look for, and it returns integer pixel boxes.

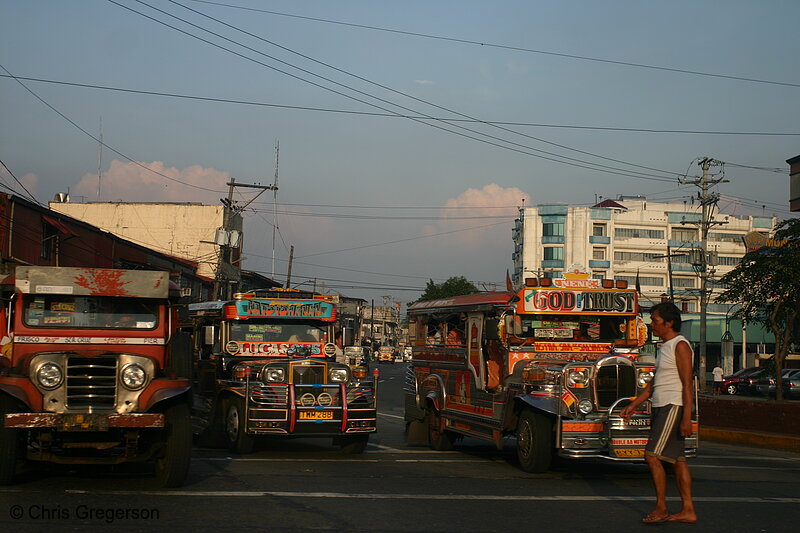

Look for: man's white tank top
[652,334,694,407]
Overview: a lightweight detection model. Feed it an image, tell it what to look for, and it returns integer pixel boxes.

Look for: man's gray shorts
[645,405,686,464]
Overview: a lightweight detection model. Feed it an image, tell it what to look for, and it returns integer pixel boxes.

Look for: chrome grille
[250,384,290,408]
[595,363,636,409]
[66,357,117,410]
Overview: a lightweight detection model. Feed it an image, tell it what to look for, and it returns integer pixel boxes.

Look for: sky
[1,0,798,309]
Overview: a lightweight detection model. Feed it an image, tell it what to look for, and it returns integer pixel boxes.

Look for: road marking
[197,457,482,463]
[377,412,404,420]
[47,490,800,503]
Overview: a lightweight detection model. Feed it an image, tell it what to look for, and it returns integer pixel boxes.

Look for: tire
[339,434,369,454]
[725,383,737,395]
[154,402,192,488]
[0,395,25,485]
[516,410,552,473]
[425,409,454,451]
[224,397,255,454]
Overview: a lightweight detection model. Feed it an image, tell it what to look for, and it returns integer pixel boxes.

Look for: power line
[5,74,797,137]
[187,0,800,89]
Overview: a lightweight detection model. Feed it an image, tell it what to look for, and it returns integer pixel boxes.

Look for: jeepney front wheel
[154,402,192,488]
[425,408,454,451]
[338,434,369,454]
[516,409,552,473]
[224,397,255,454]
[0,394,26,485]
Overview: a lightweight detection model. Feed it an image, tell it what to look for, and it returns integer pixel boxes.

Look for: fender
[0,377,42,411]
[419,373,447,412]
[513,392,560,418]
[140,378,191,411]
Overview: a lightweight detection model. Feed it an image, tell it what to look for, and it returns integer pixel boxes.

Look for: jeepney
[404,268,698,472]
[0,266,192,486]
[185,289,377,454]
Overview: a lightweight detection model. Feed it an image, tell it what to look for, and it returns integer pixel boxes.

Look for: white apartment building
[511,196,776,314]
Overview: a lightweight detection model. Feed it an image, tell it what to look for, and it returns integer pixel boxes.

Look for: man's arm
[676,340,695,436]
[620,383,652,423]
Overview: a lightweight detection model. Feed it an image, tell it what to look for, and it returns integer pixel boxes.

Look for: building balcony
[541,236,564,244]
[541,260,564,269]
[588,260,610,269]
[668,240,702,249]
[589,235,610,244]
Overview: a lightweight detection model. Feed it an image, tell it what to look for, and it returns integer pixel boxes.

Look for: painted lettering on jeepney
[239,300,334,319]
[524,290,634,314]
[457,371,471,404]
[534,342,612,353]
[234,341,322,356]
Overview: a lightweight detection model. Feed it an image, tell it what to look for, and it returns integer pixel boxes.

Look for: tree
[414,276,479,303]
[717,218,800,401]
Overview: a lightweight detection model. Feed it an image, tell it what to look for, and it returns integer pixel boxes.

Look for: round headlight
[36,362,63,390]
[329,368,348,383]
[262,367,285,383]
[120,363,147,390]
[567,369,588,387]
[578,399,594,415]
[638,370,655,387]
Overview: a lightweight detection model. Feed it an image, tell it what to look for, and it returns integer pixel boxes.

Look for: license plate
[613,448,644,458]
[61,414,108,431]
[298,411,333,420]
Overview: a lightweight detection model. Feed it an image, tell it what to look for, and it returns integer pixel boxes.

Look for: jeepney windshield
[516,314,629,342]
[229,321,326,343]
[22,295,159,330]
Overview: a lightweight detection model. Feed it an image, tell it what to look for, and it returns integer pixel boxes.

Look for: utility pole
[679,157,728,391]
[214,178,277,299]
[286,245,294,288]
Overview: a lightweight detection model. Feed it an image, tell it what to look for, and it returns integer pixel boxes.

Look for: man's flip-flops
[641,513,670,524]
[666,515,697,524]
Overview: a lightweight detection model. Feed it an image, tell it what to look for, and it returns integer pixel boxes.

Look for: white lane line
[699,455,800,462]
[378,412,404,420]
[198,457,482,463]
[692,464,800,472]
[51,490,800,503]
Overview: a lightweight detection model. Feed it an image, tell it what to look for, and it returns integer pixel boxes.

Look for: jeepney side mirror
[203,325,216,346]
[504,315,523,336]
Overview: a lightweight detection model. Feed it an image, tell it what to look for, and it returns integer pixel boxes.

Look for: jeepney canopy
[407,291,516,315]
[11,266,170,298]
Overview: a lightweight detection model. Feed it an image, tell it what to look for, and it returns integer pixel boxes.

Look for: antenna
[97,117,103,201]
[271,140,280,280]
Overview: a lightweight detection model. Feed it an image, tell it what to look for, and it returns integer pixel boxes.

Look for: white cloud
[72,160,229,204]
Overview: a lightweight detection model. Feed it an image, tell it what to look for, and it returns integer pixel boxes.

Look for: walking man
[621,302,697,524]
[712,364,724,395]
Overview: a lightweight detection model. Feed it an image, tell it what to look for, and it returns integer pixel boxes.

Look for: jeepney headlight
[567,369,589,387]
[36,362,63,390]
[120,363,147,390]
[262,367,285,383]
[638,370,655,387]
[578,399,594,415]
[329,368,349,383]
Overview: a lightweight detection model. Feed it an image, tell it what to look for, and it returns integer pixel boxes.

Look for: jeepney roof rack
[233,288,331,301]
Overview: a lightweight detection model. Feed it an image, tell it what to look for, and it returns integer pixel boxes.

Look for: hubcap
[227,406,240,441]
[518,421,532,458]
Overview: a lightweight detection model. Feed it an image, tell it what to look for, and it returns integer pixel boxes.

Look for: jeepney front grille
[595,362,637,409]
[250,384,290,408]
[66,356,118,410]
[291,364,326,385]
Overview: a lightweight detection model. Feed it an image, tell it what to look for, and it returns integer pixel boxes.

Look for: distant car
[754,369,800,397]
[722,367,765,396]
[782,370,800,399]
[378,346,397,364]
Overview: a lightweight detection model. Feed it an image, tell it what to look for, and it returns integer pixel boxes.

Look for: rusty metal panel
[14,266,169,298]
[4,412,165,429]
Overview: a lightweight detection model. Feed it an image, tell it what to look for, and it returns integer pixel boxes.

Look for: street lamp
[721,304,740,375]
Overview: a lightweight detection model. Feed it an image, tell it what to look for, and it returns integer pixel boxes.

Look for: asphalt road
[1,362,798,533]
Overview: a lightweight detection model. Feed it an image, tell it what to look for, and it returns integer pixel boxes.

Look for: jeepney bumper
[244,380,377,436]
[558,414,698,461]
[4,412,165,431]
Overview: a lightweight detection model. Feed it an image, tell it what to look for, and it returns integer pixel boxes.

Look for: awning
[42,215,78,238]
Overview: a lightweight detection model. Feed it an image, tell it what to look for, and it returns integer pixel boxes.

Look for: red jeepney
[404,269,698,472]
[0,266,192,486]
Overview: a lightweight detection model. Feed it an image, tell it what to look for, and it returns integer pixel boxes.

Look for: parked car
[721,367,765,396]
[754,369,800,397]
[782,370,800,399]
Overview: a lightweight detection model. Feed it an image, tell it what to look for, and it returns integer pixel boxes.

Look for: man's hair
[650,302,682,332]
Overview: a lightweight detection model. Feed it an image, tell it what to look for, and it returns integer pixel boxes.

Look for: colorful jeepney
[404,268,698,472]
[185,289,377,454]
[0,266,192,486]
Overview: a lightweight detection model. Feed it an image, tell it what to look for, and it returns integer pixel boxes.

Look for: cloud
[72,160,229,204]
[21,173,39,197]
[430,183,531,247]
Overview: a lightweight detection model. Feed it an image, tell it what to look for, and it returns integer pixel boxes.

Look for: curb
[700,426,800,452]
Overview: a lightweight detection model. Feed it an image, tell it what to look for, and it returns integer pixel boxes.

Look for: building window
[614,251,664,263]
[542,222,564,237]
[592,247,606,260]
[41,221,57,260]
[592,223,606,237]
[615,227,665,239]
[592,271,606,280]
[717,256,741,266]
[671,228,698,242]
[543,247,563,260]
[672,277,695,288]
[615,275,664,287]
